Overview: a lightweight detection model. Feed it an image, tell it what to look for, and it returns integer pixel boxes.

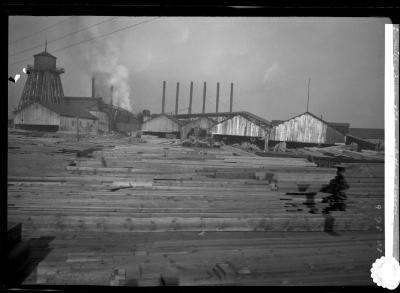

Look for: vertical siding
[270,113,328,143]
[211,115,266,137]
[269,113,344,144]
[59,116,97,134]
[141,116,180,133]
[14,103,60,125]
[90,111,109,132]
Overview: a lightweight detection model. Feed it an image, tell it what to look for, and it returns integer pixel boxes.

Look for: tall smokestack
[229,82,234,112]
[162,81,166,114]
[91,76,95,98]
[216,82,220,113]
[188,81,193,114]
[202,82,207,114]
[175,82,180,115]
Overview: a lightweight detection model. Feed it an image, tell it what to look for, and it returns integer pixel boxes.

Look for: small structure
[14,101,98,133]
[269,112,345,145]
[181,117,216,138]
[345,128,384,151]
[347,128,384,145]
[141,114,183,138]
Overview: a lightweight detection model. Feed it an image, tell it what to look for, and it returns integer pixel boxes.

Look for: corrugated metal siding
[269,113,344,144]
[141,115,180,133]
[181,118,215,138]
[211,115,266,137]
[13,103,60,125]
[270,113,327,143]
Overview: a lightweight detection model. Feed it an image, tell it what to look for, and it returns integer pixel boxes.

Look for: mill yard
[7,128,384,286]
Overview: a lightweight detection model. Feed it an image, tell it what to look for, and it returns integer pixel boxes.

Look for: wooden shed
[269,112,345,144]
[141,114,183,138]
[211,113,269,137]
[181,117,216,138]
[14,101,98,134]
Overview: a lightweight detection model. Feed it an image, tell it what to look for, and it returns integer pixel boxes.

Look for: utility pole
[76,116,79,141]
[306,77,311,112]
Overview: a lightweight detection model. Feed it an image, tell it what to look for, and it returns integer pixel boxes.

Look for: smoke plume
[80,18,132,111]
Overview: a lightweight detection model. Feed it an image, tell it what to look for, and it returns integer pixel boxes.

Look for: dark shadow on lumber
[10,236,55,285]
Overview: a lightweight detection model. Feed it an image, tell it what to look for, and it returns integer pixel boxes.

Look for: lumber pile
[293,145,384,165]
[7,131,384,286]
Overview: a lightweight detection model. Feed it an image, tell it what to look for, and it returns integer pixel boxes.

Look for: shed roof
[348,128,384,140]
[64,96,103,110]
[39,102,98,120]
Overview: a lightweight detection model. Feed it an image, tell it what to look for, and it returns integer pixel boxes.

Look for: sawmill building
[269,112,345,145]
[141,114,184,138]
[13,49,139,135]
[14,101,98,133]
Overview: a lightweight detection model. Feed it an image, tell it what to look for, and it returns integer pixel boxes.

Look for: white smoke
[80,18,132,111]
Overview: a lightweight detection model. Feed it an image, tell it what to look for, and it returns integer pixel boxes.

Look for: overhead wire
[9,17,161,67]
[10,17,118,57]
[9,17,72,45]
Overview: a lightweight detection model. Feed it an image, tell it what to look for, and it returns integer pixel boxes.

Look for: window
[72,121,75,126]
[80,121,82,126]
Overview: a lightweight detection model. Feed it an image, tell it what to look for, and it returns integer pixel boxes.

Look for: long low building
[14,101,98,134]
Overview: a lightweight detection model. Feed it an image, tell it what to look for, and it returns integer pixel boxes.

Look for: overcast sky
[8,16,388,128]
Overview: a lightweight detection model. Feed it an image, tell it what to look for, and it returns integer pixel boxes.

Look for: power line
[9,17,160,67]
[9,17,71,45]
[10,17,117,57]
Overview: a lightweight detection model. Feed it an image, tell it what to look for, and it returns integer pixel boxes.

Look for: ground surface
[7,129,384,286]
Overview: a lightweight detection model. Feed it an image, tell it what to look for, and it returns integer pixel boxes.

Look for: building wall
[211,115,267,137]
[89,111,109,132]
[116,122,141,134]
[14,102,60,125]
[269,113,344,144]
[141,115,181,133]
[59,116,97,134]
[181,117,215,138]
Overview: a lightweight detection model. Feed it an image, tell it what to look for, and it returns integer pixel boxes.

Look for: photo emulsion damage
[6,16,392,287]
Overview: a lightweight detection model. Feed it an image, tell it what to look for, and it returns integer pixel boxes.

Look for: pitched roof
[64,96,103,110]
[348,128,384,140]
[173,111,271,128]
[39,102,98,120]
[34,51,57,59]
[143,113,185,126]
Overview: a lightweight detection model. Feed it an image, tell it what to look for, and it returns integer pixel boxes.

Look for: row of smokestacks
[162,81,234,115]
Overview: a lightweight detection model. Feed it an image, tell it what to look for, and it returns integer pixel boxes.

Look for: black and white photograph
[4,7,398,288]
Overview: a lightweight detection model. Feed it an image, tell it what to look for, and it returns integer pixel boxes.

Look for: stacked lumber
[294,145,384,164]
[7,131,384,286]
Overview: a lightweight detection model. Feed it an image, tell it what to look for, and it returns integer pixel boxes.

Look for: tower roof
[34,51,57,59]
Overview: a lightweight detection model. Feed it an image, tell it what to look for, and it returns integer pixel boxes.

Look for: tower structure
[17,49,65,110]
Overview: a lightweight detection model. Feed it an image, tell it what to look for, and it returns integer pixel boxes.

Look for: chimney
[91,76,95,98]
[110,85,114,105]
[216,82,220,113]
[188,81,193,114]
[175,82,180,115]
[162,81,166,114]
[202,82,207,114]
[229,82,234,112]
